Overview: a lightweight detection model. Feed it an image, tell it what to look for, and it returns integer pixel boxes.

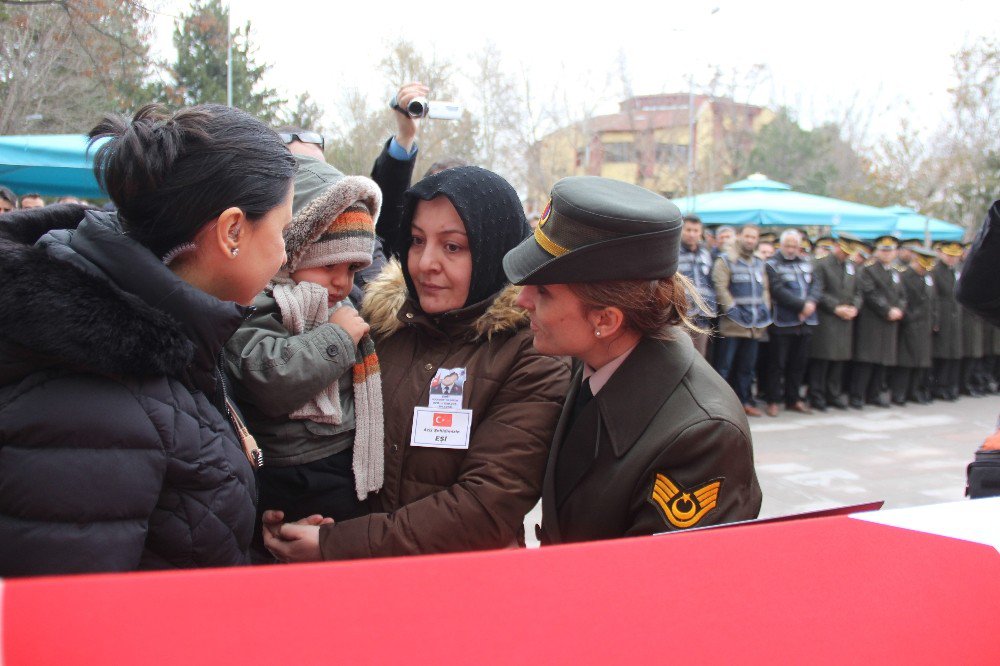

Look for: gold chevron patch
[648,474,723,529]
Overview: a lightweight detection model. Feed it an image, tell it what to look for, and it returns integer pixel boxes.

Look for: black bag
[966,448,1000,499]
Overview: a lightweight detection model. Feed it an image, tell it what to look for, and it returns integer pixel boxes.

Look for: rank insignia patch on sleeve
[648,474,723,529]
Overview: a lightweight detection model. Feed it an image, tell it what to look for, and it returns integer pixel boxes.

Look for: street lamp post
[685,6,720,203]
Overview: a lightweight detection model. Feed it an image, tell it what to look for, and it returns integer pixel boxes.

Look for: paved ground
[524,394,999,545]
[753,394,999,517]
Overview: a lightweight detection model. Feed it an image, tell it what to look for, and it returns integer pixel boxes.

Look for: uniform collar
[582,340,639,396]
[594,333,695,458]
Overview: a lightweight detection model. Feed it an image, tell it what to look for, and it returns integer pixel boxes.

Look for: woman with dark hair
[0,104,297,576]
[263,166,570,561]
[502,176,762,545]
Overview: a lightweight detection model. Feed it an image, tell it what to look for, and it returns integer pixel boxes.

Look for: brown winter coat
[318,262,571,559]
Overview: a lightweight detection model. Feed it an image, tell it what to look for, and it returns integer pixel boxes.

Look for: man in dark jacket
[764,229,821,415]
[890,248,937,404]
[808,235,862,410]
[850,236,907,408]
[932,241,964,400]
[677,214,717,357]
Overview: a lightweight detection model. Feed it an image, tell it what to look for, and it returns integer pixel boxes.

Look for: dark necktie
[569,377,594,426]
[556,377,597,504]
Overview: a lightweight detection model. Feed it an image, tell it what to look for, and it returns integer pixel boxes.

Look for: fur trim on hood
[361,260,528,341]
[0,236,193,380]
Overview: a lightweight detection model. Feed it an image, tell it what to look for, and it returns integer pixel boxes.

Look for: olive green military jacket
[931,263,962,360]
[854,263,907,366]
[539,333,762,546]
[897,268,936,369]
[810,254,862,361]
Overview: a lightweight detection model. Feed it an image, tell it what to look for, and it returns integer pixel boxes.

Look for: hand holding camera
[390,81,463,150]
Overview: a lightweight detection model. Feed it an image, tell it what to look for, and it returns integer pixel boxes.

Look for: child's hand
[329,306,370,345]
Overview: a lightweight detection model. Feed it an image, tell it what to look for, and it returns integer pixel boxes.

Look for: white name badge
[411,407,473,449]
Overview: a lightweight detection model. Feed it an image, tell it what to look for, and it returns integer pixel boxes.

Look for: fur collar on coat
[0,205,241,390]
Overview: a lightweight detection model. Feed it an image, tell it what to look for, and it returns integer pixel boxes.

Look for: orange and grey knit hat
[284,154,382,273]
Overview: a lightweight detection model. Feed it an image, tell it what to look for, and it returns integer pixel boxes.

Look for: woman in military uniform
[502,176,762,545]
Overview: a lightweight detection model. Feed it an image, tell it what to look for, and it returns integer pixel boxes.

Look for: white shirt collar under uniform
[582,341,640,396]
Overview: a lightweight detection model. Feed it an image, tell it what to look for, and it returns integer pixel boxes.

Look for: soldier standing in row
[931,241,964,400]
[849,236,907,408]
[959,241,987,396]
[890,247,937,404]
[808,235,862,410]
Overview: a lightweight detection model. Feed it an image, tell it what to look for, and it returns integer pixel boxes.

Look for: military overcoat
[854,263,907,365]
[539,333,762,546]
[897,269,936,368]
[961,306,985,359]
[810,254,862,361]
[931,263,962,360]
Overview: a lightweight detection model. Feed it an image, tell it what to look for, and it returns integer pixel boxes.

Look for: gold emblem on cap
[538,199,552,228]
[649,473,722,529]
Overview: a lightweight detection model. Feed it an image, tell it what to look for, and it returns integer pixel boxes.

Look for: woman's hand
[261,510,331,563]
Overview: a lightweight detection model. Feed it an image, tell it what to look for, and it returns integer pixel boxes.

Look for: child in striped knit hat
[225,155,384,559]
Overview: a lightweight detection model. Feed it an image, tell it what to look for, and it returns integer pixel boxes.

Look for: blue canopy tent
[672,174,899,230]
[0,134,107,199]
[833,205,965,242]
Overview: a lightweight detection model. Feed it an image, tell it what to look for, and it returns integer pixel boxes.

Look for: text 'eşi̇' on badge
[410,407,473,449]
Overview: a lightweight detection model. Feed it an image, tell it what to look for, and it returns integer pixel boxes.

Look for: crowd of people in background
[677,215,999,417]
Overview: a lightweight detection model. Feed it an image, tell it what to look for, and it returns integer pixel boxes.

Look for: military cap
[503,176,682,285]
[800,236,813,252]
[815,236,837,249]
[831,232,858,254]
[900,238,923,250]
[935,241,964,257]
[912,246,937,271]
[873,235,899,250]
[853,237,874,255]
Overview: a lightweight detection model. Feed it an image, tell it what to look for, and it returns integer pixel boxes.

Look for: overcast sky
[149,0,997,141]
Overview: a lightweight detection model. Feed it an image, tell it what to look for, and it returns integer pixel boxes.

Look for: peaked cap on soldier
[503,176,682,285]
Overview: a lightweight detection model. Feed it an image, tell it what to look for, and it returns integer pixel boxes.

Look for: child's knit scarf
[271,278,384,500]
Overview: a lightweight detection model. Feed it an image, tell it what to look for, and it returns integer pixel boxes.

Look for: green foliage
[158,0,283,122]
[747,108,872,200]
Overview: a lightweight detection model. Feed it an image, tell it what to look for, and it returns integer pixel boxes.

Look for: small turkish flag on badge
[433,413,453,427]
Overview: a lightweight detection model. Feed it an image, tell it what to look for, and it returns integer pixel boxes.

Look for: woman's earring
[230,247,240,257]
[595,330,601,337]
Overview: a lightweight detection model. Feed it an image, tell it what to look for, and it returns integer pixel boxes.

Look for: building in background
[528,93,774,212]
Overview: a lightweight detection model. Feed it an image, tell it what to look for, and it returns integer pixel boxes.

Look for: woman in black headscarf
[264,166,570,561]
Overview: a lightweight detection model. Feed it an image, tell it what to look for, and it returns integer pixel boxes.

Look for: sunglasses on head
[278,131,325,151]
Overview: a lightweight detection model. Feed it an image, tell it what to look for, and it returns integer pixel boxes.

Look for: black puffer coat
[0,205,256,577]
